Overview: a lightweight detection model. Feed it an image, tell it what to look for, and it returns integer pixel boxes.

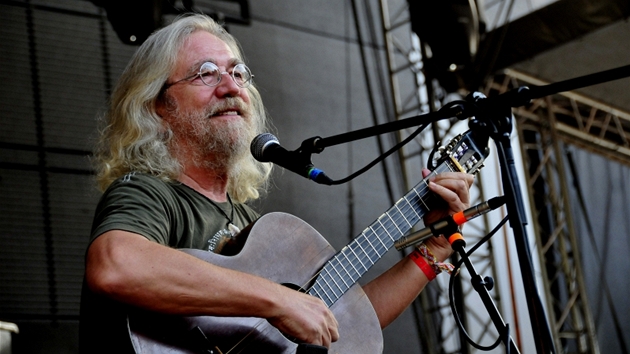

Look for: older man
[80,14,473,353]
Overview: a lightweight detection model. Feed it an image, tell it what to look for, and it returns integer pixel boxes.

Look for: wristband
[417,243,456,275]
[409,248,437,281]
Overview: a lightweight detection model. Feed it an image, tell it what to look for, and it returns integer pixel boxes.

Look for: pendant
[228,223,241,237]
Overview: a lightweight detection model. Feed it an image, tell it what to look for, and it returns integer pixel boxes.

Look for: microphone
[395,196,506,250]
[250,133,333,185]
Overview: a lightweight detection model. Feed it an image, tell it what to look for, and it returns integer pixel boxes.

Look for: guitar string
[306,172,440,303]
[320,159,461,303]
[220,161,459,352]
[309,164,454,301]
[312,185,431,300]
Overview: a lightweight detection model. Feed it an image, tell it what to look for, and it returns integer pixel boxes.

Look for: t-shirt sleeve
[90,173,173,245]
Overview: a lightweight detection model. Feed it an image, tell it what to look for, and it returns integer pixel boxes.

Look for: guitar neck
[308,161,459,307]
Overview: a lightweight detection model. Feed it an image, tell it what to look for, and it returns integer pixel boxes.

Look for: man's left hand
[421,168,474,262]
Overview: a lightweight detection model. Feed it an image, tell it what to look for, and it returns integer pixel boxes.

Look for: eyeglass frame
[163,61,254,90]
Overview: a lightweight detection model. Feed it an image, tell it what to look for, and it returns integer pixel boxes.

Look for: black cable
[325,99,466,185]
[448,216,509,351]
[327,122,429,185]
[360,0,405,187]
[349,0,396,204]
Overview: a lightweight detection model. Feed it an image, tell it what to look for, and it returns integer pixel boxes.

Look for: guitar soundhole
[282,282,306,293]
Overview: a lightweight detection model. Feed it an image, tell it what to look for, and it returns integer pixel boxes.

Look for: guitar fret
[401,206,419,224]
[400,196,420,221]
[311,286,324,300]
[344,250,363,281]
[339,251,361,281]
[368,226,387,259]
[330,257,349,284]
[395,206,414,228]
[320,269,342,299]
[394,204,412,228]
[330,261,351,290]
[360,237,378,263]
[413,186,429,210]
[385,213,403,236]
[382,226,396,244]
[377,218,392,242]
[345,246,365,274]
[404,196,421,218]
[327,266,347,294]
[312,284,333,305]
[364,228,381,256]
[353,241,374,269]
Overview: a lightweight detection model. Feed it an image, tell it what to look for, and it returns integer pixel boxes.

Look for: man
[80,14,474,353]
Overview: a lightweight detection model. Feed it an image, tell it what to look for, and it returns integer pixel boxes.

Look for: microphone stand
[448,230,521,354]
[464,94,557,354]
[294,64,630,354]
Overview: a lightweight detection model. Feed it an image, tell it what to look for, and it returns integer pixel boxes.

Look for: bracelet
[409,248,437,281]
[416,243,455,275]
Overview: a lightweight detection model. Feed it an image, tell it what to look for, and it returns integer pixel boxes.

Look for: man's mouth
[210,109,241,118]
[206,98,249,119]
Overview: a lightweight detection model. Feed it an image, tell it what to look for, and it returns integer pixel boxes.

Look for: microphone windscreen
[250,133,279,161]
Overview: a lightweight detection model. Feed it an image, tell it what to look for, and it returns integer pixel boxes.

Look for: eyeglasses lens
[199,62,252,88]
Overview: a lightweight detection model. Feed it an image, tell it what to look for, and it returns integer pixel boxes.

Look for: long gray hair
[94,14,271,203]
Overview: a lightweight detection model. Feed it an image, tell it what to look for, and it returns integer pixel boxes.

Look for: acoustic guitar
[128,130,489,353]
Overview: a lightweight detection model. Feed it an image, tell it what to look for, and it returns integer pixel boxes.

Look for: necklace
[180,184,241,236]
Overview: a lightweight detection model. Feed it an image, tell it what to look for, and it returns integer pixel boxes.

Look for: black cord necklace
[181,184,241,236]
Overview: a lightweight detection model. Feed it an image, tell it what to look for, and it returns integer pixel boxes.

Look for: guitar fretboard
[308,161,457,307]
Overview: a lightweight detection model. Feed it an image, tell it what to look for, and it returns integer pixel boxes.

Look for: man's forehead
[177,32,243,75]
[188,57,242,72]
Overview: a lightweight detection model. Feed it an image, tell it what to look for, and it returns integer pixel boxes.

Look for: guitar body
[129,212,384,354]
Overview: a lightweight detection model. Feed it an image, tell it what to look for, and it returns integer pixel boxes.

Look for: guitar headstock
[431,130,489,175]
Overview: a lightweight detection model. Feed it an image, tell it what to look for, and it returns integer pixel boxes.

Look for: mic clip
[395,196,506,250]
[295,138,331,184]
[300,136,324,154]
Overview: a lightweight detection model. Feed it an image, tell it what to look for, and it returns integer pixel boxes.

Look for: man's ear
[155,96,166,118]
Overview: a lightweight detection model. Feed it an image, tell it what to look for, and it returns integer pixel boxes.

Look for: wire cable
[448,216,510,351]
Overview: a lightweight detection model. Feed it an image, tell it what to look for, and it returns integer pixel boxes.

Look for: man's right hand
[267,289,339,348]
[87,230,340,347]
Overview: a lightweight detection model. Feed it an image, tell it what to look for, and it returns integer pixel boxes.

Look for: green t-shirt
[79,172,260,353]
[90,172,259,250]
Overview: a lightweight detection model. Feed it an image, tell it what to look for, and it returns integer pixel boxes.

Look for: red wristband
[409,248,436,281]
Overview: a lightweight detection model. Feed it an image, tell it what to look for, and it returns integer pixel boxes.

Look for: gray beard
[167,97,256,173]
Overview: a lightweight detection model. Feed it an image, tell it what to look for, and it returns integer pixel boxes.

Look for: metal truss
[378,1,502,353]
[493,70,630,167]
[484,69,612,353]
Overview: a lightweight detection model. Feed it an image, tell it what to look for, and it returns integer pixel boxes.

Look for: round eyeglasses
[165,62,254,89]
